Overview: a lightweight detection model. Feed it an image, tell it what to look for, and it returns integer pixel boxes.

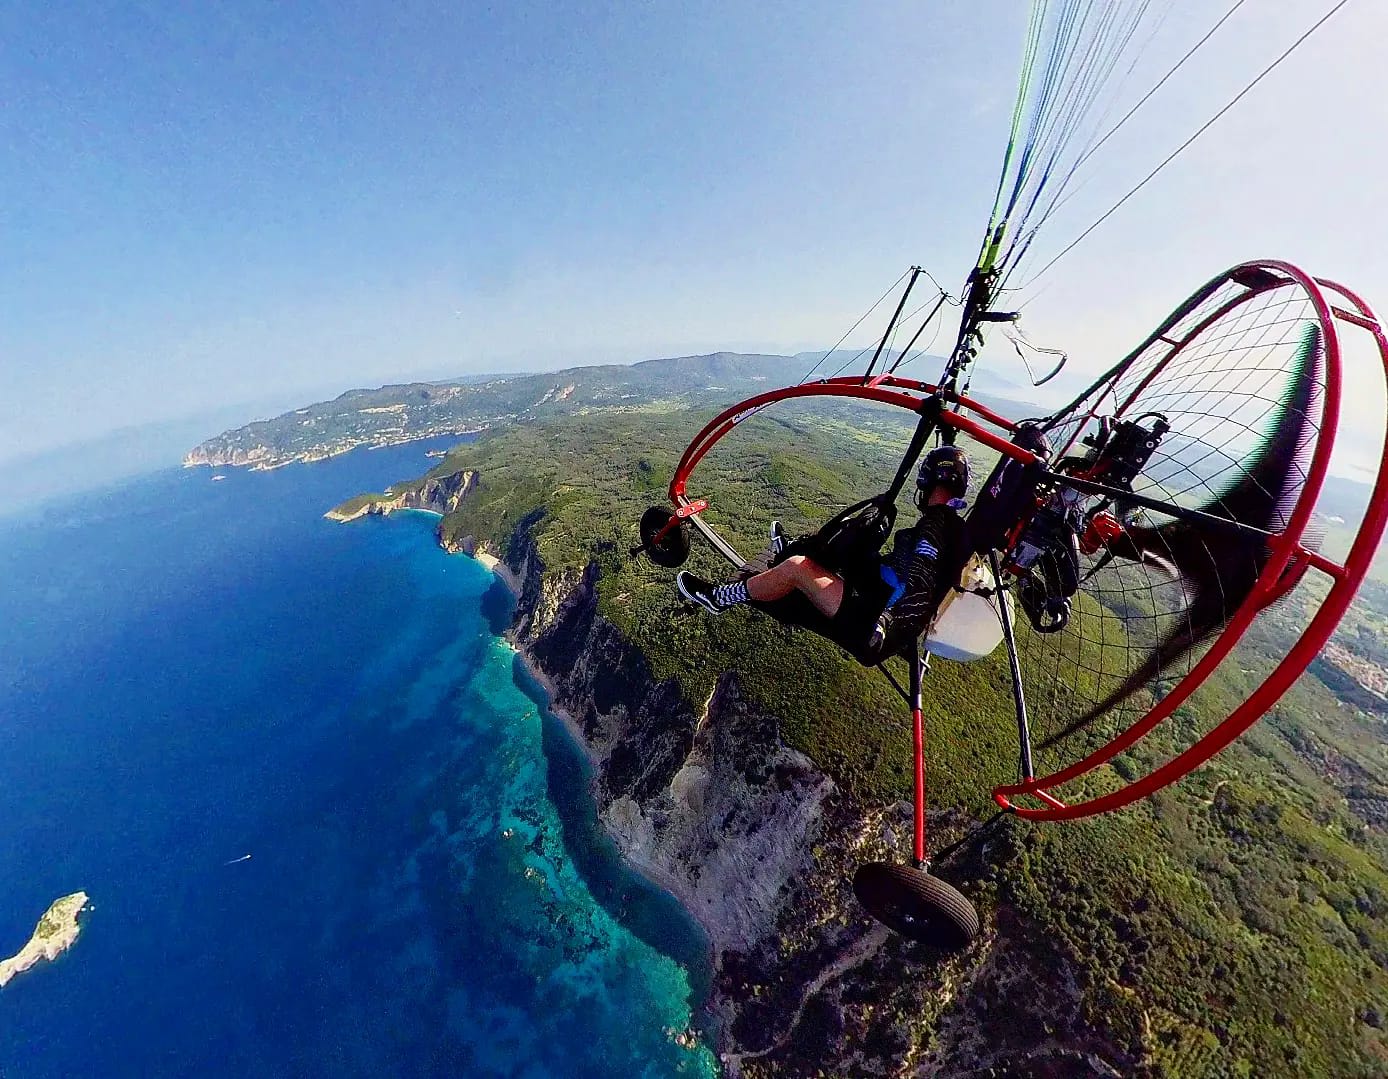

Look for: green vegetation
[31,893,87,943]
[35,908,66,941]
[190,353,813,468]
[369,406,1386,1077]
[327,492,388,518]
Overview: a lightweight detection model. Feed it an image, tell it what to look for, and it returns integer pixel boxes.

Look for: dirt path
[722,925,890,1075]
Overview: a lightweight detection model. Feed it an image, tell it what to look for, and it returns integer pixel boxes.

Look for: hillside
[332,410,1388,1077]
[181,350,1054,474]
[183,352,809,470]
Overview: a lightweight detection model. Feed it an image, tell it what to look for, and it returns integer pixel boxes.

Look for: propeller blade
[1041,325,1322,749]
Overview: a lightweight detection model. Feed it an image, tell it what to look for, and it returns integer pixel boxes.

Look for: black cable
[825,273,956,382]
[886,293,951,377]
[797,270,911,385]
[930,810,1009,866]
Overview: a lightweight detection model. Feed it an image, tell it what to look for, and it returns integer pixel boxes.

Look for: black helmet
[917,445,969,500]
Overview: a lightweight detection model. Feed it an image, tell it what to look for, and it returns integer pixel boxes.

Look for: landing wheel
[638,506,691,568]
[853,862,978,949]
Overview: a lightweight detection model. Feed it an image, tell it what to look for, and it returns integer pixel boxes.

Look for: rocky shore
[323,469,480,523]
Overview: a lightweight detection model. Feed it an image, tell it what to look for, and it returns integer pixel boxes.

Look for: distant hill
[184,349,1061,474]
[184,352,809,471]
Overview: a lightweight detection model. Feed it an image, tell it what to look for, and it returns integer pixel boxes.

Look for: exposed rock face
[325,470,480,523]
[494,524,1139,1077]
[183,445,285,470]
[520,559,838,954]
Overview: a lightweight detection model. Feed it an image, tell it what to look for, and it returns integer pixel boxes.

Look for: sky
[3,0,1387,469]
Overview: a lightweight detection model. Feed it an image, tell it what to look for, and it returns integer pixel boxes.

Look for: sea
[0,437,716,1078]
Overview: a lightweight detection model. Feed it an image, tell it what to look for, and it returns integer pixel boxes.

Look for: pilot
[675,446,972,664]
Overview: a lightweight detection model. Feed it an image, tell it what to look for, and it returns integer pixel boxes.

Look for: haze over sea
[0,438,714,1078]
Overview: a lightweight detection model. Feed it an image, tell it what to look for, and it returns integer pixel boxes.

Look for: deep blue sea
[0,439,715,1078]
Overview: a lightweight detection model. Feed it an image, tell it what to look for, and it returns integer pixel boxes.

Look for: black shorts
[754,543,890,660]
[826,558,892,655]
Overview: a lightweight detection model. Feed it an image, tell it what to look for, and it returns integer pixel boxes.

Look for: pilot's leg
[677,554,845,618]
[746,554,845,617]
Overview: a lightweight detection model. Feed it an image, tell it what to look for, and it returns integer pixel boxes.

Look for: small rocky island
[0,892,90,989]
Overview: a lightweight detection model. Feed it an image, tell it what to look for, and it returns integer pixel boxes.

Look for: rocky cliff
[488,517,1137,1077]
[324,469,480,523]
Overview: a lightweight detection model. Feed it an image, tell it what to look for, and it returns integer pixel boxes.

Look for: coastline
[473,549,608,780]
[464,545,724,974]
[472,549,523,599]
[321,499,724,1044]
[184,428,486,472]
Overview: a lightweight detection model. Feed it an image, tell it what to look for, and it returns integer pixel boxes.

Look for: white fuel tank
[924,558,1010,663]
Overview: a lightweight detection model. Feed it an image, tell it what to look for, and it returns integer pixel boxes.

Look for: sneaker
[676,571,725,615]
[769,521,788,559]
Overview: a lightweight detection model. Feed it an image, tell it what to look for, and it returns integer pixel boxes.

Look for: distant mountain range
[183,348,1378,528]
[183,350,1046,473]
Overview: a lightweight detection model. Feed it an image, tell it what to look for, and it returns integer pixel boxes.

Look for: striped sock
[712,580,750,608]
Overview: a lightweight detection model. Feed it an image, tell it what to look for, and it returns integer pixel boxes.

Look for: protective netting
[1008,270,1329,773]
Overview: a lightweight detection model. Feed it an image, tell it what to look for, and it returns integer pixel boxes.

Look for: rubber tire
[853,862,979,949]
[639,506,692,568]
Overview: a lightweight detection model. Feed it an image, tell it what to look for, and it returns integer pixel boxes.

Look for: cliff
[489,520,1136,1076]
[324,469,480,523]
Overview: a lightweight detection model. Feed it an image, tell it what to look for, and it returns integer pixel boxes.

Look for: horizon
[4,342,1380,523]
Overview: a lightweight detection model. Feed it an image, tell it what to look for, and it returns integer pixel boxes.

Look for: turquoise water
[0,440,715,1077]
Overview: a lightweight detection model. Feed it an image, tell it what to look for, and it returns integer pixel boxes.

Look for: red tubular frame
[996,262,1388,820]
[912,705,927,863]
[668,375,1027,505]
[660,261,1388,828]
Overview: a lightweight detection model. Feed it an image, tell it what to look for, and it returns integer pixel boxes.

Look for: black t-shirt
[854,504,970,662]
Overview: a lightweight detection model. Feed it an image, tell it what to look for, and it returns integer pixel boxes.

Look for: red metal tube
[668,379,1033,503]
[912,707,926,864]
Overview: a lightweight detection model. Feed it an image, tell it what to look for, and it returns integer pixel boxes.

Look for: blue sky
[3,1,1386,466]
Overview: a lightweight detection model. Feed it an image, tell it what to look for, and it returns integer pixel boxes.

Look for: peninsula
[183,352,807,472]
[0,892,90,989]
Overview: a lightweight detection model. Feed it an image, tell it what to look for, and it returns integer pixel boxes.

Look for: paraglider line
[797,269,911,385]
[1055,0,1251,209]
[1024,0,1356,288]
